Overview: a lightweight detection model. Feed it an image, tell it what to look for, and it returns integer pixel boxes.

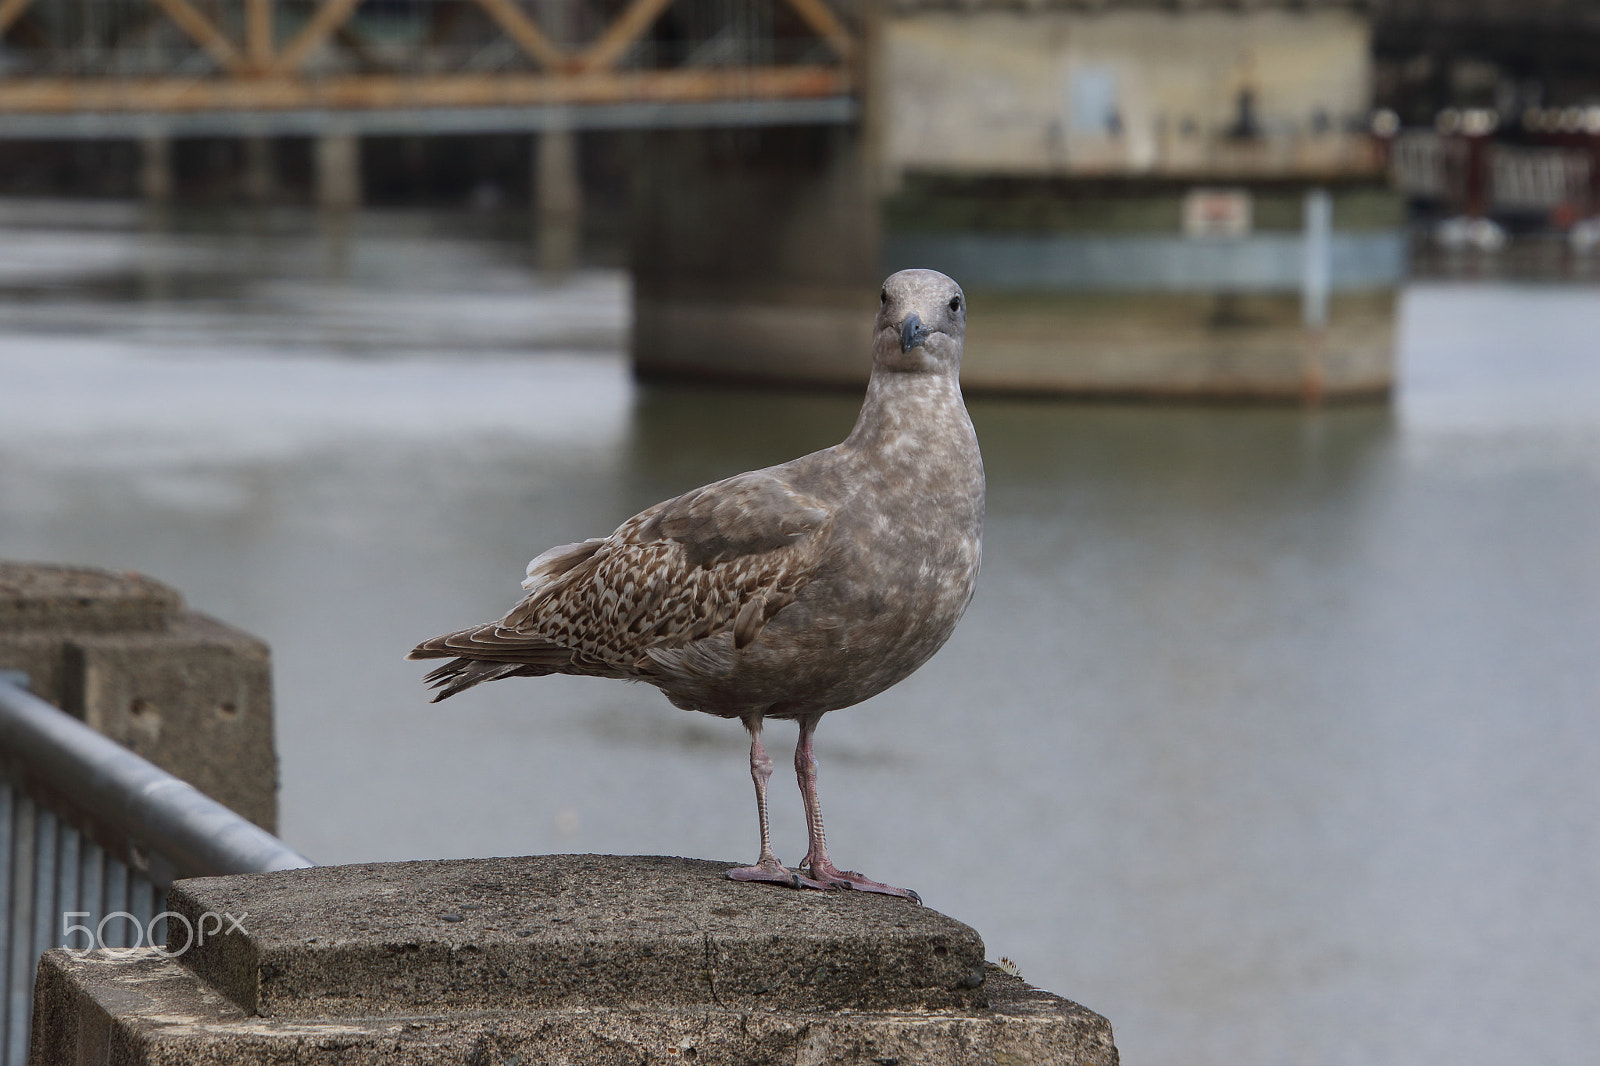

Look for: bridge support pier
[138,131,173,204]
[536,126,582,277]
[631,125,881,387]
[243,134,276,204]
[315,128,361,211]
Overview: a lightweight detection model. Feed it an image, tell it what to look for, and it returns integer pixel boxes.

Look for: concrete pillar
[320,209,352,281]
[314,128,361,211]
[535,125,583,276]
[242,133,276,204]
[31,855,1119,1063]
[630,124,882,386]
[534,0,581,276]
[138,131,173,203]
[0,563,279,831]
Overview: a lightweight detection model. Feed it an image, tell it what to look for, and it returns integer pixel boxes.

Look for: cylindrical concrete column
[535,125,582,276]
[315,129,361,211]
[243,134,276,204]
[139,131,174,203]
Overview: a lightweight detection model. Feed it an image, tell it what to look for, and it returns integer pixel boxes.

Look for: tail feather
[410,622,577,701]
[422,658,532,702]
[409,624,572,665]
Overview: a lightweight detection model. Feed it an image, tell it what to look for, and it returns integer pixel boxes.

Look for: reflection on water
[2,203,1598,1066]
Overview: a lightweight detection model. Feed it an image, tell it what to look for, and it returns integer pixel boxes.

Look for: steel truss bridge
[0,0,858,137]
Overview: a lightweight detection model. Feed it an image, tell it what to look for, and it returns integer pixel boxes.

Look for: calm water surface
[1,201,1597,1066]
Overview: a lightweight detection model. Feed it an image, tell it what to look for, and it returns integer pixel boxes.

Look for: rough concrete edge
[0,562,183,634]
[36,949,1120,1066]
[168,886,262,1015]
[29,950,114,1066]
[57,609,279,832]
[172,912,988,1018]
[162,856,992,1017]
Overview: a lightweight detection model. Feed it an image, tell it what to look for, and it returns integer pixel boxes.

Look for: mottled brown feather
[408,472,833,677]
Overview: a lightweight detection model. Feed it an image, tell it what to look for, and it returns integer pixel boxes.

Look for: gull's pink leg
[727,718,829,890]
[795,717,921,903]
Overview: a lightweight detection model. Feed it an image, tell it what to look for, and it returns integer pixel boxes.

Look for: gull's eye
[880,289,888,305]
[949,296,961,313]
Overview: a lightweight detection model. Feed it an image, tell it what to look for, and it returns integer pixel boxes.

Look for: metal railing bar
[140,877,165,947]
[0,679,311,884]
[0,782,9,1061]
[78,840,101,951]
[5,796,32,1066]
[54,825,77,960]
[28,809,53,997]
[103,858,127,950]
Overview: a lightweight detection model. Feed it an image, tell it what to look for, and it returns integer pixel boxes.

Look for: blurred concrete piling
[31,854,1120,1065]
[0,563,278,832]
[538,124,583,277]
[137,132,173,205]
[630,0,1401,401]
[314,129,362,212]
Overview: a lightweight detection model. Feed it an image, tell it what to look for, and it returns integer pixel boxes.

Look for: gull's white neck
[843,368,968,454]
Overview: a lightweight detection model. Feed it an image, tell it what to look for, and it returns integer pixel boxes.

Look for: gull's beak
[899,313,932,353]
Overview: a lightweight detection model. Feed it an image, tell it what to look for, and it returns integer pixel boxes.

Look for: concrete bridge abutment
[314,128,363,212]
[630,123,884,388]
[628,0,1400,402]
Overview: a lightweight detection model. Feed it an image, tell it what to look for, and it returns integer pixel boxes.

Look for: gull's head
[872,269,966,376]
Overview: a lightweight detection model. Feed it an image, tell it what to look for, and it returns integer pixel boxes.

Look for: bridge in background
[0,0,858,268]
[0,0,1403,402]
[0,0,857,137]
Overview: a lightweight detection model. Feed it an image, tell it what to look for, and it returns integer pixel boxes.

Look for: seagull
[409,269,984,902]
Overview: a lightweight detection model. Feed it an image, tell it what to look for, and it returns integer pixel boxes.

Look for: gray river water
[1,200,1597,1066]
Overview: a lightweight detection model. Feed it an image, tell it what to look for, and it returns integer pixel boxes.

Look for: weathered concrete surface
[168,855,987,1017]
[630,124,883,390]
[881,6,1376,178]
[32,951,1116,1066]
[0,562,278,831]
[31,855,1120,1065]
[0,564,180,633]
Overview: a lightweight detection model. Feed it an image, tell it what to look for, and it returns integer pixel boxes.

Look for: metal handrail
[0,674,311,884]
[0,672,313,1065]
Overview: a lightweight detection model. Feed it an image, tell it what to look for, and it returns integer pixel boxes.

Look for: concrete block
[168,855,987,1017]
[0,564,178,635]
[0,562,278,832]
[64,613,276,832]
[31,855,1120,1065]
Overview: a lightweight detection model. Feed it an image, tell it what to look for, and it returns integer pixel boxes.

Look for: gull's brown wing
[410,471,834,683]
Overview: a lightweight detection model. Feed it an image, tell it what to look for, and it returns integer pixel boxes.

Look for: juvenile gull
[409,269,984,901]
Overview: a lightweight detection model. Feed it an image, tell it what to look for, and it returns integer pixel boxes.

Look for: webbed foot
[726,859,834,891]
[806,860,921,904]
